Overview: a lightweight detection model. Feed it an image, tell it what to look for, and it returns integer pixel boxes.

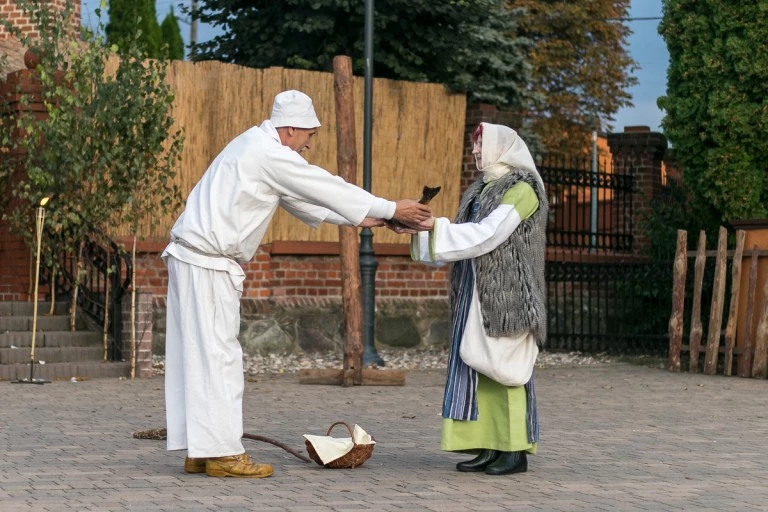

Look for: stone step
[0,314,82,332]
[0,301,70,316]
[0,346,105,364]
[0,330,103,349]
[0,361,131,382]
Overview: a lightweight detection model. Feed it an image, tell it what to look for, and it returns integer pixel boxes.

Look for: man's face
[281,127,318,154]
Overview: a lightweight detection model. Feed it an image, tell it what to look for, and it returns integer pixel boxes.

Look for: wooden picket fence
[668,227,768,378]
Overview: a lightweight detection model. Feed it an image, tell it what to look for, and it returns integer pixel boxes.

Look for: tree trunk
[70,243,84,332]
[130,234,137,380]
[49,265,56,316]
[102,247,111,363]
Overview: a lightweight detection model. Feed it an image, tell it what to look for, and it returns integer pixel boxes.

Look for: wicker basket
[305,421,375,469]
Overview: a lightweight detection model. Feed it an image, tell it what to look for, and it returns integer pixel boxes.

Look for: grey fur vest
[450,168,549,346]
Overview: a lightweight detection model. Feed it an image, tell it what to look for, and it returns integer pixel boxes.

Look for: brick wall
[0,0,81,41]
[132,245,450,304]
[0,222,30,300]
[607,126,668,254]
[0,0,82,301]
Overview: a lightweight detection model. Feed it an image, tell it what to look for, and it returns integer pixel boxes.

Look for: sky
[612,0,668,133]
[80,0,669,134]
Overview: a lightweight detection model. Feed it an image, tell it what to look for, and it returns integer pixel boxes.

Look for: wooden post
[668,230,687,372]
[703,227,728,375]
[737,247,759,377]
[723,230,746,376]
[298,368,405,386]
[333,55,364,387]
[688,231,707,372]
[750,270,768,378]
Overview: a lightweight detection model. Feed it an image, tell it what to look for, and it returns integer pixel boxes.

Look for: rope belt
[170,235,238,262]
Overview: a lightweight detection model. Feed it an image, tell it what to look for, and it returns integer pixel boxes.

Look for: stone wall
[151,296,451,357]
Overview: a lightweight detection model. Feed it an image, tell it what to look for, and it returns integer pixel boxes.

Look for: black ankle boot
[456,450,500,472]
[485,451,527,475]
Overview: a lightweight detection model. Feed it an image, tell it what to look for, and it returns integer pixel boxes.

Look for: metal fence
[41,225,132,361]
[539,155,634,253]
[540,155,672,355]
[546,256,672,355]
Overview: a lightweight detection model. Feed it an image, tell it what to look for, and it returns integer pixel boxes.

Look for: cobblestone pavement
[2,363,767,511]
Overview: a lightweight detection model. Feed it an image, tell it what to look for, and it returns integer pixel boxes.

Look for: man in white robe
[162,90,431,478]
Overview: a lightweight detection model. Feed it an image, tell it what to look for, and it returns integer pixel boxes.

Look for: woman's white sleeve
[410,231,447,266]
[428,205,522,262]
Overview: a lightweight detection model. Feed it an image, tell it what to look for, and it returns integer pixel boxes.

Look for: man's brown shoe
[184,457,207,474]
[205,453,273,478]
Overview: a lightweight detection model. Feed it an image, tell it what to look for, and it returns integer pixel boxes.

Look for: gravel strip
[151,349,613,376]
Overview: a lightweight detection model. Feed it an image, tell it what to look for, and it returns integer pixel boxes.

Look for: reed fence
[114,61,466,244]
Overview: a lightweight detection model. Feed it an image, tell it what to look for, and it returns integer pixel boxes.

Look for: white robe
[163,121,396,457]
[411,203,538,386]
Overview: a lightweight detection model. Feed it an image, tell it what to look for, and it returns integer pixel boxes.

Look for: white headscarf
[477,122,543,189]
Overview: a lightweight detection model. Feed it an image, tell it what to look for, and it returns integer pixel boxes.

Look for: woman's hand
[416,216,435,231]
[385,222,417,234]
[384,216,434,234]
[359,217,387,228]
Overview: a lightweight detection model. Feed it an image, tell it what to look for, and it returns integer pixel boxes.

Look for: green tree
[0,0,182,270]
[161,7,185,60]
[106,0,163,58]
[191,0,532,108]
[658,0,768,223]
[513,0,637,155]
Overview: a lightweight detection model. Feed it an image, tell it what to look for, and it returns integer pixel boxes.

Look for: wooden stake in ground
[750,266,768,379]
[298,55,404,387]
[299,368,405,386]
[667,229,687,372]
[688,231,706,372]
[737,247,759,378]
[703,227,728,375]
[723,230,746,375]
[333,55,364,387]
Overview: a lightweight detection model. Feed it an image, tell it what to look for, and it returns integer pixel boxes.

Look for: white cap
[270,90,321,129]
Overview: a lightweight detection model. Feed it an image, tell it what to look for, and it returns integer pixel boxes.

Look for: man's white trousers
[164,255,246,458]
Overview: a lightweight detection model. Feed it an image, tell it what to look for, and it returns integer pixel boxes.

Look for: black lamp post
[360,0,384,367]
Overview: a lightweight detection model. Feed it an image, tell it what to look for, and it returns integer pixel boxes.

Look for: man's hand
[359,217,386,228]
[392,199,431,228]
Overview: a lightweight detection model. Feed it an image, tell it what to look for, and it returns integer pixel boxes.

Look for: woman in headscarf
[410,122,548,475]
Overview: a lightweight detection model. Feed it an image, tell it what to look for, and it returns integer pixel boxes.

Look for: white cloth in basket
[303,425,375,464]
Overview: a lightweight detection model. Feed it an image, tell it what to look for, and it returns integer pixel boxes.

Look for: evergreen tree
[658,0,768,223]
[107,0,163,58]
[161,7,185,60]
[191,0,532,108]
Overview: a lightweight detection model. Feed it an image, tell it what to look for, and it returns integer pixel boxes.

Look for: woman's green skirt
[441,373,537,454]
